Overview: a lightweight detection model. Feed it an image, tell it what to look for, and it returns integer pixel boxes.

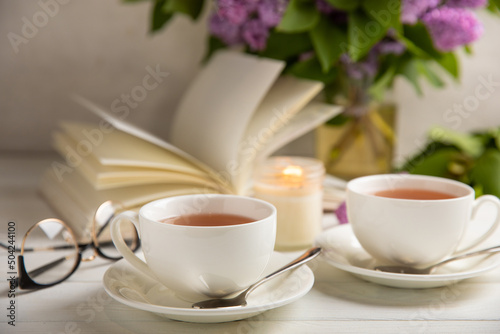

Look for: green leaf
[403,23,441,58]
[348,10,388,61]
[399,59,423,96]
[163,0,204,20]
[428,127,484,158]
[277,0,320,33]
[369,65,396,100]
[362,0,401,31]
[287,56,338,83]
[409,148,460,177]
[401,24,459,79]
[260,32,312,60]
[464,45,473,55]
[490,0,500,11]
[415,60,445,88]
[435,52,459,79]
[470,148,500,197]
[325,0,361,11]
[310,16,346,72]
[487,0,500,14]
[395,34,430,58]
[151,0,172,32]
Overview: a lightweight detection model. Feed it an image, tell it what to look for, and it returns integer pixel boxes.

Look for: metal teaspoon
[192,247,321,309]
[374,245,500,274]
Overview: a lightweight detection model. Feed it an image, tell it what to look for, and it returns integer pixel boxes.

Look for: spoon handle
[242,247,321,299]
[436,245,500,269]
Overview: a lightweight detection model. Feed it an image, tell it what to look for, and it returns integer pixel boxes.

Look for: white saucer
[103,252,314,323]
[315,224,500,289]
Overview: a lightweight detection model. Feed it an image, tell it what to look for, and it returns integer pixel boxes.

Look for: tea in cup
[346,174,500,267]
[110,194,276,301]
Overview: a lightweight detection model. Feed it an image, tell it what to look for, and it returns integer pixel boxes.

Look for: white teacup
[110,194,276,301]
[347,174,500,267]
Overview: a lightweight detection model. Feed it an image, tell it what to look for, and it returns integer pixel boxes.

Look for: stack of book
[39,50,342,241]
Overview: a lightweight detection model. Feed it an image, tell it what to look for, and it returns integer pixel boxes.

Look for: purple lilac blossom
[217,0,249,25]
[315,0,348,23]
[257,0,288,27]
[340,40,405,81]
[242,19,270,51]
[401,0,440,24]
[444,0,488,8]
[298,51,315,62]
[422,7,483,51]
[316,0,335,14]
[210,0,288,50]
[209,14,241,45]
[375,41,406,56]
[340,53,376,81]
[335,201,349,224]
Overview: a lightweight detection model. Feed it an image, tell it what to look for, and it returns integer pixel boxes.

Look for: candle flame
[282,165,303,178]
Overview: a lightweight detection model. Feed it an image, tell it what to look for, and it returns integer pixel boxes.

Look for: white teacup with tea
[347,174,500,267]
[110,194,276,301]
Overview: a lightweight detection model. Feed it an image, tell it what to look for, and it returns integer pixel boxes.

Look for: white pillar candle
[253,156,324,251]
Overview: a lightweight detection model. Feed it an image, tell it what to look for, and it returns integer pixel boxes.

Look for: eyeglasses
[0,201,140,290]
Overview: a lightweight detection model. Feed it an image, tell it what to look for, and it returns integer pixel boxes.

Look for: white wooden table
[1,154,499,333]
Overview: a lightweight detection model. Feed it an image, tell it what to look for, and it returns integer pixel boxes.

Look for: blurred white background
[1,0,500,165]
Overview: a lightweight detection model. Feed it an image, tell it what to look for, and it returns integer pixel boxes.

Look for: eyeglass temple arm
[0,240,117,253]
[13,238,129,285]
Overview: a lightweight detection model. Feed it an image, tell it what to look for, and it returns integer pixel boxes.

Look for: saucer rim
[102,251,315,321]
[316,224,500,283]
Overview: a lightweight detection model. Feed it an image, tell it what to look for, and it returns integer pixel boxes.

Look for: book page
[40,168,220,238]
[57,122,208,176]
[53,131,222,190]
[170,50,285,180]
[232,76,324,191]
[257,101,343,160]
[52,122,208,178]
[242,76,323,145]
[237,101,343,194]
[71,95,219,178]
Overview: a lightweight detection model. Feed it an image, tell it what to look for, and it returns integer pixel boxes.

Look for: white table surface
[1,154,499,334]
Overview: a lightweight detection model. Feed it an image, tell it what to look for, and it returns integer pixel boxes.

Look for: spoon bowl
[374,245,500,274]
[192,247,321,309]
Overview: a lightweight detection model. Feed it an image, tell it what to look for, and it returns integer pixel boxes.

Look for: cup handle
[110,211,156,278]
[454,195,500,254]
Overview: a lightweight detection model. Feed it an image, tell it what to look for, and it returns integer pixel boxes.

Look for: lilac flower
[242,19,270,51]
[335,201,349,224]
[401,0,440,24]
[217,0,249,25]
[422,7,483,51]
[340,40,405,82]
[315,0,348,23]
[242,0,261,12]
[444,0,488,9]
[209,14,241,45]
[340,53,376,81]
[257,0,288,28]
[298,51,315,62]
[375,41,406,56]
[316,0,335,14]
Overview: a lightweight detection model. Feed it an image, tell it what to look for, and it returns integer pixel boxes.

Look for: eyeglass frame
[6,201,140,290]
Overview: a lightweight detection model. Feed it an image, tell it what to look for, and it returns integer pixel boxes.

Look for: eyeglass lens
[22,219,79,285]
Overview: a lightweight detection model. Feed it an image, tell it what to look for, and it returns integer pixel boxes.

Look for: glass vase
[315,99,397,180]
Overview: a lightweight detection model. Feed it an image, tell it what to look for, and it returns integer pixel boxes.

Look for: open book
[39,50,342,240]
